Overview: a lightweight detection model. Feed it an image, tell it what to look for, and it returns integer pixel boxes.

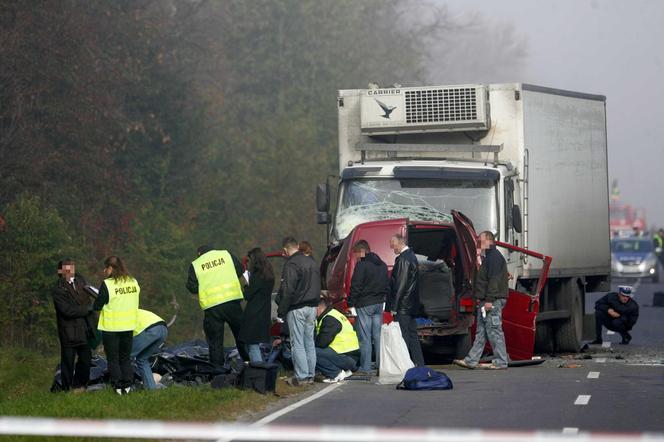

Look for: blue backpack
[397,366,453,391]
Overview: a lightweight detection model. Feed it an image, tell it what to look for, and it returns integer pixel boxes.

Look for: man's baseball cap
[618,285,634,297]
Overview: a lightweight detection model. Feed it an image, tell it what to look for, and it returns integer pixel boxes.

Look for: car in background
[611,237,659,282]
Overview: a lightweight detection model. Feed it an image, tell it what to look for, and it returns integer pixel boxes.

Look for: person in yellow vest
[93,256,140,395]
[186,244,248,367]
[315,298,360,383]
[131,309,168,390]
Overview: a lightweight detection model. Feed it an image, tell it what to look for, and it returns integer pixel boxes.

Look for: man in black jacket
[277,237,321,386]
[348,240,388,373]
[52,259,96,391]
[591,285,639,345]
[386,234,425,366]
[454,231,509,370]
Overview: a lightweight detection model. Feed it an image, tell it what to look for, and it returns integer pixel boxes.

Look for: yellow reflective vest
[192,250,243,310]
[98,277,140,332]
[133,309,165,337]
[316,308,360,354]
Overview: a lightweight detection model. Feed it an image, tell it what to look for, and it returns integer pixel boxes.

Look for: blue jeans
[246,344,263,363]
[355,303,383,371]
[287,306,317,380]
[315,347,358,378]
[131,325,168,390]
[464,299,509,368]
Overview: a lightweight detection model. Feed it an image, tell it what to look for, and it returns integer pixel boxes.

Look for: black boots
[619,332,632,345]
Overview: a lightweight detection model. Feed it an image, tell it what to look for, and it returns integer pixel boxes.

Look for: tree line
[0,0,525,350]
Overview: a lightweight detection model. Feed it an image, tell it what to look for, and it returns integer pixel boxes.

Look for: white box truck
[317,83,610,353]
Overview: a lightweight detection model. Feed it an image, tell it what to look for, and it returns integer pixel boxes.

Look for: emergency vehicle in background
[609,180,647,237]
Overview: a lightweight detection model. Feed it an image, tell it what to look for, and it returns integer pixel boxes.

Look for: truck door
[496,241,552,361]
[452,210,552,361]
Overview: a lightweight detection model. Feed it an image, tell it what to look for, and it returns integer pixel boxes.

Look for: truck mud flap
[583,313,596,340]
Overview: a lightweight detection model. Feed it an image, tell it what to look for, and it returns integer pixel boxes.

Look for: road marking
[562,428,579,435]
[574,395,591,405]
[587,371,600,379]
[607,330,616,335]
[252,383,341,426]
[602,341,611,348]
[595,357,607,363]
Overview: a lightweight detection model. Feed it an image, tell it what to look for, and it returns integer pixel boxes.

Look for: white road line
[607,330,616,335]
[595,357,607,363]
[574,395,591,405]
[587,371,600,379]
[602,341,611,348]
[252,383,341,426]
[562,428,579,435]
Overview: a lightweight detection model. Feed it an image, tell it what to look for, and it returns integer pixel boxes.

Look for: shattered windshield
[334,178,497,240]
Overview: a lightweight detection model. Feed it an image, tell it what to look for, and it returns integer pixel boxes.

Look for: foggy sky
[439,0,664,227]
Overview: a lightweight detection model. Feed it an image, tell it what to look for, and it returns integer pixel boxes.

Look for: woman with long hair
[298,241,313,258]
[93,256,140,394]
[238,248,275,362]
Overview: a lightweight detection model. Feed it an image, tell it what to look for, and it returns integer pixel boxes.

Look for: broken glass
[334,179,497,240]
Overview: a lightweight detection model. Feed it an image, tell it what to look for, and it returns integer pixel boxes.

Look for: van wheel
[554,279,583,353]
[454,333,471,359]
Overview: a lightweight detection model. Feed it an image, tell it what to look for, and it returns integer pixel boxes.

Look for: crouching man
[591,285,639,345]
[315,298,360,383]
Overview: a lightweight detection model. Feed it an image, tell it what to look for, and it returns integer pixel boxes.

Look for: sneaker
[323,370,350,384]
[301,378,315,385]
[123,387,132,395]
[452,359,475,369]
[478,363,507,370]
[589,338,603,345]
[285,377,303,387]
[343,370,353,378]
[115,388,123,396]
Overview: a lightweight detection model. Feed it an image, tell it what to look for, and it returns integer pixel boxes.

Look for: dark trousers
[60,344,91,390]
[103,330,133,389]
[397,314,425,366]
[595,309,630,340]
[315,347,358,378]
[204,300,249,367]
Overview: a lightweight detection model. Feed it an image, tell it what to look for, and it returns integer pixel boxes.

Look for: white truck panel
[520,87,610,277]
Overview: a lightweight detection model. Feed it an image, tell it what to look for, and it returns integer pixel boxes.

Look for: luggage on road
[378,322,414,384]
[397,366,453,391]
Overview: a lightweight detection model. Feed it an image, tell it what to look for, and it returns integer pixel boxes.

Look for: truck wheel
[554,279,583,353]
[454,333,471,359]
[534,323,554,354]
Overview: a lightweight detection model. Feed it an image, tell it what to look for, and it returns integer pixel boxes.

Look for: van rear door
[496,241,552,360]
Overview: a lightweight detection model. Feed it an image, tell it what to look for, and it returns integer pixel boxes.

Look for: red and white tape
[1,417,663,441]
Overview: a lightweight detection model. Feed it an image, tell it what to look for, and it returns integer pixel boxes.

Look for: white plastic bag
[378,322,415,384]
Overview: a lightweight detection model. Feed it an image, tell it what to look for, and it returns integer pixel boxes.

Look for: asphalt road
[258,280,664,433]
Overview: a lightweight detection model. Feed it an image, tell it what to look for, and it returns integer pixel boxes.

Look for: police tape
[1,417,664,441]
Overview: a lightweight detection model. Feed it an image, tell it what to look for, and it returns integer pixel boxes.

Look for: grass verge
[0,347,304,441]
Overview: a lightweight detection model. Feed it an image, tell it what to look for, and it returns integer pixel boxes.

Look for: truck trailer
[317,83,610,356]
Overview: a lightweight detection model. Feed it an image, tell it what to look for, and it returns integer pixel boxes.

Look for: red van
[321,210,552,361]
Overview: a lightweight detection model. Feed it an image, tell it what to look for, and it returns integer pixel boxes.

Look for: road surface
[256,280,664,433]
